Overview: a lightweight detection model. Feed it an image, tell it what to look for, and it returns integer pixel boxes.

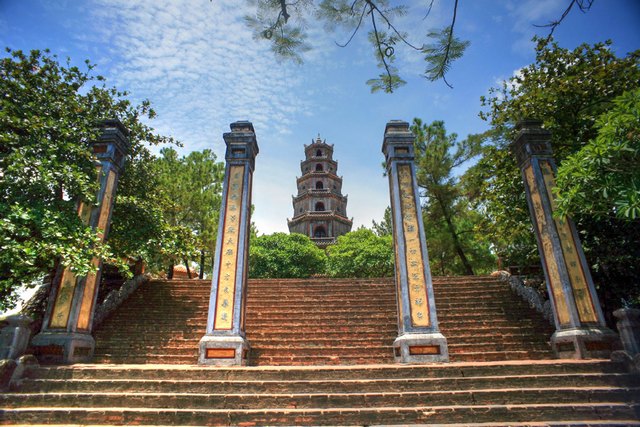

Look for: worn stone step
[3,402,637,426]
[18,373,637,394]
[4,387,638,410]
[27,360,625,380]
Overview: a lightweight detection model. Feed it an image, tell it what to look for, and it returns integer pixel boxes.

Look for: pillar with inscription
[198,121,258,366]
[31,120,129,364]
[512,119,617,359]
[382,120,449,363]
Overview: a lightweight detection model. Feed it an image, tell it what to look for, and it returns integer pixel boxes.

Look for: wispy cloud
[86,0,314,154]
[506,0,564,53]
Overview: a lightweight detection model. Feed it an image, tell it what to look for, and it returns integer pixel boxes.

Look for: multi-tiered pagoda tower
[288,136,352,247]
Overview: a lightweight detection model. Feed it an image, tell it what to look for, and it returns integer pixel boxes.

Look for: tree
[410,118,495,276]
[0,48,174,311]
[371,206,392,236]
[555,88,640,220]
[244,0,591,92]
[249,232,327,278]
[474,38,640,311]
[151,147,225,277]
[326,228,393,277]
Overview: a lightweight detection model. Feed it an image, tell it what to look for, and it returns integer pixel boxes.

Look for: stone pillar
[198,121,258,366]
[512,119,617,359]
[382,120,448,363]
[31,120,129,364]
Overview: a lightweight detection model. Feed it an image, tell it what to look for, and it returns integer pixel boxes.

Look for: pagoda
[288,135,352,247]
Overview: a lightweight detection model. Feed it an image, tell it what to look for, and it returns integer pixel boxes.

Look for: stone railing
[611,308,640,373]
[496,271,554,325]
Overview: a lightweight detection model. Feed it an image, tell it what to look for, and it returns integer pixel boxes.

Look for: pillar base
[198,334,249,366]
[30,331,95,364]
[393,332,449,363]
[551,327,619,359]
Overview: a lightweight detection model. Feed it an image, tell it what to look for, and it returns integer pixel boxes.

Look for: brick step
[3,403,638,426]
[250,345,393,358]
[244,333,549,346]
[247,355,394,365]
[246,312,397,321]
[244,294,397,301]
[247,337,393,347]
[244,327,394,335]
[245,331,392,340]
[247,296,396,311]
[447,342,552,354]
[18,373,637,394]
[94,347,199,357]
[96,332,203,341]
[91,355,198,364]
[438,319,551,327]
[29,360,624,380]
[4,387,638,410]
[244,319,395,327]
[449,351,554,362]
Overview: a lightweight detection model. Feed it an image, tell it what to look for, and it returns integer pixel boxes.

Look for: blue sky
[1,0,639,234]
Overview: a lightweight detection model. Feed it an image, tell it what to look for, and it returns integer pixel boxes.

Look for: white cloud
[506,0,564,53]
[87,0,314,154]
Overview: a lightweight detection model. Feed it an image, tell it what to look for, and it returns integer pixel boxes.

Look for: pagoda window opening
[316,149,322,156]
[315,201,325,211]
[316,181,323,190]
[315,164,323,172]
[314,225,327,238]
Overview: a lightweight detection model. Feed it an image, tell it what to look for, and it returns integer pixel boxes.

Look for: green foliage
[146,147,224,273]
[411,119,494,276]
[244,1,311,65]
[245,0,469,92]
[555,88,640,220]
[480,38,640,157]
[475,38,640,311]
[0,48,173,311]
[371,206,392,237]
[326,228,393,278]
[249,232,327,278]
[422,26,470,87]
[464,138,539,268]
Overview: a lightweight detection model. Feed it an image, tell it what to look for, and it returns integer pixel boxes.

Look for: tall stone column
[198,121,258,366]
[382,120,449,363]
[31,119,129,364]
[512,120,617,359]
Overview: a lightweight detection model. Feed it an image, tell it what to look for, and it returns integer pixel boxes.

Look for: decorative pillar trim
[31,119,129,364]
[198,121,258,366]
[382,120,448,363]
[511,119,617,359]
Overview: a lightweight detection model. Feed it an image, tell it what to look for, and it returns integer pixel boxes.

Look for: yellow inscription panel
[77,170,116,330]
[77,259,100,330]
[397,165,430,327]
[213,165,245,330]
[539,161,598,324]
[97,170,116,239]
[50,268,77,329]
[524,165,570,326]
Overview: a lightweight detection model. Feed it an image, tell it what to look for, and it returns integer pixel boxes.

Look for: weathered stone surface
[0,358,17,391]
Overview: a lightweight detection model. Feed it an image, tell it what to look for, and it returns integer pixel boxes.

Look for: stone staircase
[3,360,639,425]
[89,276,555,365]
[3,276,638,425]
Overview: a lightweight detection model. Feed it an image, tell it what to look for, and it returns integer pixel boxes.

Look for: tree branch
[366,0,422,50]
[534,0,594,41]
[336,3,368,48]
[441,0,460,89]
[369,5,393,92]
